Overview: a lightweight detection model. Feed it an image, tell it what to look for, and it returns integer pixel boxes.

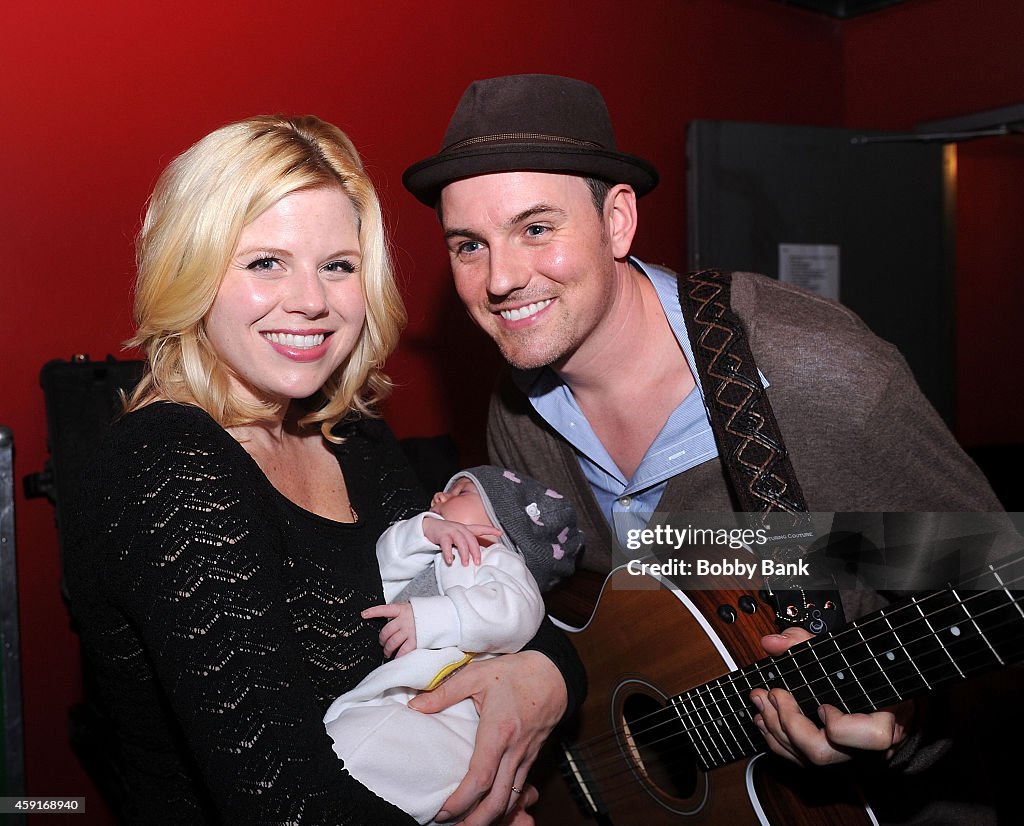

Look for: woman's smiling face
[204,186,366,408]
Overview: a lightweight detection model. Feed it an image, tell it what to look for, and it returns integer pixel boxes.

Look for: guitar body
[533,569,873,825]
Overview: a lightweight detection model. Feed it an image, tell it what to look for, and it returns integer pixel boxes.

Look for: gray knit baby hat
[445,466,583,591]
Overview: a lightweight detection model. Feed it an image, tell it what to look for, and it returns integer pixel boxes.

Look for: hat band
[442,132,605,154]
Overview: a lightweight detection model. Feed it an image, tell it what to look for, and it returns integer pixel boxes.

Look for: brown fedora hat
[403,74,659,206]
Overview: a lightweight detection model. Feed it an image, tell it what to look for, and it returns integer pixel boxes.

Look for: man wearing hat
[404,74,1011,824]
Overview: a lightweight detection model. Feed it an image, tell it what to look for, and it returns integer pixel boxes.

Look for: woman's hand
[408,650,566,824]
[750,627,916,765]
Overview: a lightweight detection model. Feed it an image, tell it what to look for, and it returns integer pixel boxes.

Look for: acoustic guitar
[534,551,1024,825]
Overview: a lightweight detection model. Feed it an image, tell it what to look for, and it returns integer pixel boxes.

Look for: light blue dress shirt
[512,259,767,549]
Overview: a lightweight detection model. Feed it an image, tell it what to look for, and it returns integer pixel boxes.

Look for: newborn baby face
[430,478,494,528]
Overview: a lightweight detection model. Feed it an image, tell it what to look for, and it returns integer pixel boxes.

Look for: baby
[324,466,583,824]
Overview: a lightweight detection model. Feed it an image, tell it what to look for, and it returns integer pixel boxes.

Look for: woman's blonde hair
[125,115,405,439]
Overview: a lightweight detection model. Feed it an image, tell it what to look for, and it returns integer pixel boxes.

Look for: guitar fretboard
[670,552,1024,771]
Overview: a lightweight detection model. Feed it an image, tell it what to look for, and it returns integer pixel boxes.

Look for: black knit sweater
[65,402,583,824]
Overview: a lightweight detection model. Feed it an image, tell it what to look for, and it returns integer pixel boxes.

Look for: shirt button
[619,496,632,508]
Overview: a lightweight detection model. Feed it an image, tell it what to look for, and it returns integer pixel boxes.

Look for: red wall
[0,2,842,820]
[1,0,1019,822]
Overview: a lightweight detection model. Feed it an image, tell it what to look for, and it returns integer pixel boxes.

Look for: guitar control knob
[716,604,737,624]
[738,595,757,614]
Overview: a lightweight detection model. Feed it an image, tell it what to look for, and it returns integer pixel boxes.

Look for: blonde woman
[65,116,582,825]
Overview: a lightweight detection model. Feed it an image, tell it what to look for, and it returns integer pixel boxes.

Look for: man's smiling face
[441,171,618,371]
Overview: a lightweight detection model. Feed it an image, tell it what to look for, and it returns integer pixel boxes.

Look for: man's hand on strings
[750,627,916,765]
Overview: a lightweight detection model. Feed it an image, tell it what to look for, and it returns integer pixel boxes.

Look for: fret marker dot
[768,671,776,679]
[950,626,961,637]
[885,652,895,661]
[837,671,845,680]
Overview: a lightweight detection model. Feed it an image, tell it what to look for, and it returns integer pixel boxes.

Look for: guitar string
[687,589,1022,729]
[562,554,1024,807]
[686,564,1024,728]
[571,608,1020,816]
[564,581,1024,807]
[572,552,1023,755]
[557,561,1024,805]
[571,556,1023,759]
[575,580,1024,783]
[571,592,1024,812]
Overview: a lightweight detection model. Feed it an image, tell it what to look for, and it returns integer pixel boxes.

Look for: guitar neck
[671,552,1024,771]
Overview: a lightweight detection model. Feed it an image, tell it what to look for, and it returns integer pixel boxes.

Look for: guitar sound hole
[621,692,699,799]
